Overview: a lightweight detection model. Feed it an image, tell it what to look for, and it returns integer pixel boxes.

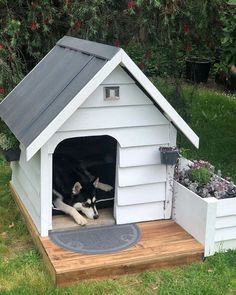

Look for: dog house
[0,36,199,238]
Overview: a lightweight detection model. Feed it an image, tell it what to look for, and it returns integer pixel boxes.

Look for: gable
[0,37,199,160]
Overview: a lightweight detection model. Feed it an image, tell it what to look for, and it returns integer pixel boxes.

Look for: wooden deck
[10,182,204,287]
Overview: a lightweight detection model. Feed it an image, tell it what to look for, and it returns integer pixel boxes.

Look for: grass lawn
[0,83,236,294]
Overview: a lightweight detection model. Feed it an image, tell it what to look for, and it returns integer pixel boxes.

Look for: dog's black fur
[52,154,113,225]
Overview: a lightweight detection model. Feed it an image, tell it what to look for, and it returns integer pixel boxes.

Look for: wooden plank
[81,84,153,108]
[117,183,165,206]
[118,165,166,187]
[60,105,169,132]
[119,145,161,167]
[9,182,57,285]
[10,181,204,287]
[217,198,236,217]
[115,202,165,224]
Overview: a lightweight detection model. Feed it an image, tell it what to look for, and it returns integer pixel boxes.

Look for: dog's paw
[74,215,87,226]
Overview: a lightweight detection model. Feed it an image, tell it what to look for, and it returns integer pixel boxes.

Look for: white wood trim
[173,181,217,256]
[216,215,236,229]
[120,49,199,148]
[164,165,174,219]
[48,126,170,154]
[40,144,53,236]
[26,50,123,160]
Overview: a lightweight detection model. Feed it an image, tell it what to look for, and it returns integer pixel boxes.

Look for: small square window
[104,86,120,100]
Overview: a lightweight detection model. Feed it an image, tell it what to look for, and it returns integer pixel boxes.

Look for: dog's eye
[82,202,90,208]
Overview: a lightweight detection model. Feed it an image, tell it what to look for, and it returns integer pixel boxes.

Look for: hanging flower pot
[186,57,211,83]
[159,147,180,165]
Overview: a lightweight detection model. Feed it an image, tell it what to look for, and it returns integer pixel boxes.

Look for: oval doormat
[49,224,141,254]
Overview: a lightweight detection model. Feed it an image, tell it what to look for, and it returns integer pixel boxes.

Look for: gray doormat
[49,224,141,254]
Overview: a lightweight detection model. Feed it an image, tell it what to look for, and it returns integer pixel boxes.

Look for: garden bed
[173,159,236,256]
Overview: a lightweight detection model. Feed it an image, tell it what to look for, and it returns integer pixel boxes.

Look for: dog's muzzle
[93,214,99,219]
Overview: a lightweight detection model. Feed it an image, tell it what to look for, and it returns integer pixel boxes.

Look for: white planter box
[173,181,236,256]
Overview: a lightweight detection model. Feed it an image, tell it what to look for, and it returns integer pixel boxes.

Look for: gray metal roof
[0,36,120,147]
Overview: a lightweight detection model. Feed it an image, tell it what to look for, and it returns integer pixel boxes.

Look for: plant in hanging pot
[159,146,180,165]
[0,125,20,162]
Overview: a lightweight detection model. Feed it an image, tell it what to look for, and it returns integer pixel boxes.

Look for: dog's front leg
[96,181,113,192]
[53,198,87,225]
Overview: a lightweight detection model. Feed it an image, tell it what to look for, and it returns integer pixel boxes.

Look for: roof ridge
[57,36,120,60]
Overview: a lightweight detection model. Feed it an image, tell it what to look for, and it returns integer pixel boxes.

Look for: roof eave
[120,49,199,149]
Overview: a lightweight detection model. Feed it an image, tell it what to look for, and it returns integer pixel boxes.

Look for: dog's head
[72,178,99,220]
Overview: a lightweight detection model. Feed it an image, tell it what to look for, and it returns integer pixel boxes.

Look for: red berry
[183,23,189,33]
[128,0,136,9]
[30,21,37,31]
[185,43,192,52]
[114,39,121,47]
[0,43,4,49]
[0,87,5,94]
[74,20,82,28]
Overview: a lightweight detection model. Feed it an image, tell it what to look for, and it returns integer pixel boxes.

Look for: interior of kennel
[51,135,117,230]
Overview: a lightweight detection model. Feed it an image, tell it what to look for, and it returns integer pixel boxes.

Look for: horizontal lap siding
[117,183,165,206]
[115,202,165,224]
[214,198,236,251]
[119,145,161,167]
[81,84,153,108]
[11,162,41,232]
[60,105,169,131]
[118,165,166,187]
[53,66,175,224]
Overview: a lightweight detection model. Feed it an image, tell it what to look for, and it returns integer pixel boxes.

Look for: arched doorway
[52,135,118,230]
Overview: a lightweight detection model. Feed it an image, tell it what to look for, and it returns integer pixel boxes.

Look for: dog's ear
[93,177,99,188]
[72,182,82,194]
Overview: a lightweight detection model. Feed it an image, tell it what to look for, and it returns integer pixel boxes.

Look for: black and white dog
[52,154,113,225]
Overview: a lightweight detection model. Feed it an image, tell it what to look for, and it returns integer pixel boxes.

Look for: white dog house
[0,36,199,237]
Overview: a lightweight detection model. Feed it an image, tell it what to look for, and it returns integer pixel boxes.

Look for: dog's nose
[93,214,99,220]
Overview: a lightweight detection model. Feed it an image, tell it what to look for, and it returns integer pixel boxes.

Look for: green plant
[191,167,213,185]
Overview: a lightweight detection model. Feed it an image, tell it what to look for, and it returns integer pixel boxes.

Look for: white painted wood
[118,165,166,187]
[117,182,166,206]
[26,50,123,160]
[18,149,40,194]
[215,227,236,242]
[216,198,236,217]
[49,125,170,153]
[60,105,169,132]
[101,66,135,84]
[81,84,153,108]
[26,48,199,160]
[215,239,236,252]
[215,215,236,229]
[115,201,164,224]
[169,124,177,146]
[119,145,161,167]
[164,165,174,219]
[120,49,199,148]
[11,162,41,232]
[40,145,53,236]
[173,181,217,256]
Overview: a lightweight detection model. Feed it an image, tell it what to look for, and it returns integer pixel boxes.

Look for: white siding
[48,66,177,230]
[11,149,41,233]
[81,84,153,108]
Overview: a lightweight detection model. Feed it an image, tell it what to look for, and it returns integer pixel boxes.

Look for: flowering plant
[175,160,236,199]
